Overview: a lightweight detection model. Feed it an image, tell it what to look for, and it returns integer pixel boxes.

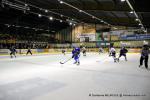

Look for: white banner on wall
[79,33,95,42]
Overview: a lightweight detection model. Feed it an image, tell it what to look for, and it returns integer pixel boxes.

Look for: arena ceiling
[0,0,149,33]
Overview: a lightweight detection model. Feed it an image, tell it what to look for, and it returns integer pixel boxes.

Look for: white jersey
[110,47,116,53]
[82,47,86,51]
[99,48,104,52]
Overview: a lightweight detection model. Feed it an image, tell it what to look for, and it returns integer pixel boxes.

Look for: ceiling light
[16,26,20,28]
[121,0,125,1]
[79,10,82,12]
[25,4,28,6]
[92,16,95,19]
[38,14,42,17]
[61,15,63,17]
[135,18,139,21]
[24,26,29,29]
[139,23,142,26]
[39,29,43,30]
[60,20,63,23]
[60,1,63,4]
[130,11,134,14]
[49,16,53,20]
[69,22,72,25]
[45,10,48,13]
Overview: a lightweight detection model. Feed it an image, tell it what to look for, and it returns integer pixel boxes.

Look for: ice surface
[0,53,150,100]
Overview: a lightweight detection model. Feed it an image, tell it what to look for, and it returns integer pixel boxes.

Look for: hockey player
[139,45,149,69]
[26,47,32,55]
[62,48,66,55]
[82,46,86,56]
[109,47,117,62]
[9,46,17,58]
[72,47,80,65]
[99,47,104,54]
[117,47,128,61]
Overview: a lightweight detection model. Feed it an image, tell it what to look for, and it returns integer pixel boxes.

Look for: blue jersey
[72,47,80,58]
[120,48,128,54]
[72,47,80,54]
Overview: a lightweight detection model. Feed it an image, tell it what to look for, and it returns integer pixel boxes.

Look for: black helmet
[143,44,148,48]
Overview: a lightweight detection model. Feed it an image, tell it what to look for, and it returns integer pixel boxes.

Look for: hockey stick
[60,57,73,64]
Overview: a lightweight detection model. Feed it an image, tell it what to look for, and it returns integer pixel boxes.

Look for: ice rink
[0,53,150,100]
